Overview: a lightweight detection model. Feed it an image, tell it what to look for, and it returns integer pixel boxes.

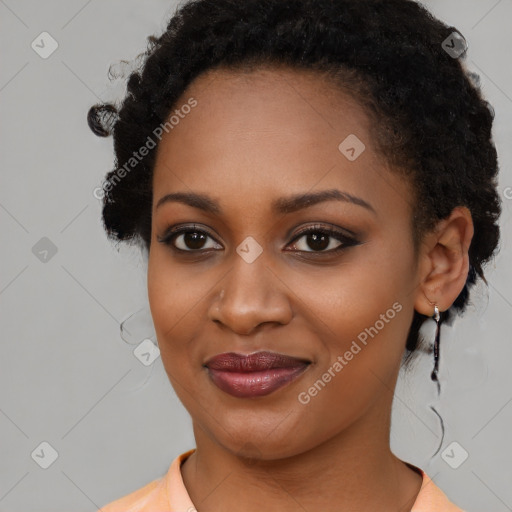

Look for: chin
[208,420,310,461]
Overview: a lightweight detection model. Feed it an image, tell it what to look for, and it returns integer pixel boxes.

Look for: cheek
[290,244,411,336]
[147,253,192,367]
[147,251,204,334]
[288,239,414,389]
[290,272,410,442]
[147,251,217,384]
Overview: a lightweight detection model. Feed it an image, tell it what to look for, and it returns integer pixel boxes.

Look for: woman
[88,0,501,510]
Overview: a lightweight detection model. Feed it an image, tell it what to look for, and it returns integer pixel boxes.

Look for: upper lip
[204,351,311,372]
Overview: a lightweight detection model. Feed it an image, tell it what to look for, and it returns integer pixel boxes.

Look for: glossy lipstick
[204,351,310,398]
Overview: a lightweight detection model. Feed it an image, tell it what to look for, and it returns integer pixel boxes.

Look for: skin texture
[147,65,474,512]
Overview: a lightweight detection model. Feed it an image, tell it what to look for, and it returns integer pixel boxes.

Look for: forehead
[152,65,411,222]
[165,64,373,143]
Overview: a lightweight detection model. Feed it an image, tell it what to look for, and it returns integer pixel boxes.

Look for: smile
[204,351,311,398]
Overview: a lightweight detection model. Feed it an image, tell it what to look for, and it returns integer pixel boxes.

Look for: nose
[207,253,293,336]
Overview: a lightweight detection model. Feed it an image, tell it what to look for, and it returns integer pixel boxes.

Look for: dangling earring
[428,303,444,457]
[430,304,441,395]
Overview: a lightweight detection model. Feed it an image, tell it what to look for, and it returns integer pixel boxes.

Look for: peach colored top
[98,449,466,512]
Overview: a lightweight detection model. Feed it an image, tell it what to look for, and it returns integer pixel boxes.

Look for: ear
[414,206,474,316]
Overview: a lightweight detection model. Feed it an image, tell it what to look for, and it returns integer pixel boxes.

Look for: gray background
[1,1,511,511]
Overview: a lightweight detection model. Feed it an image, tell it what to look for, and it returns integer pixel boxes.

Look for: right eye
[157,224,223,253]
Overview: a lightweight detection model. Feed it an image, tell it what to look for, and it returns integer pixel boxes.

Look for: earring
[430,304,441,394]
[428,303,445,457]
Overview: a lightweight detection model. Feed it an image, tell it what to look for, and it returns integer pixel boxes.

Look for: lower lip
[207,366,309,398]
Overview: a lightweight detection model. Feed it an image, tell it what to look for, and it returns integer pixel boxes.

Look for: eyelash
[156,223,359,256]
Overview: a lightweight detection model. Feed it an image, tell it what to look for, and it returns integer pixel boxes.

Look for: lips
[204,351,310,398]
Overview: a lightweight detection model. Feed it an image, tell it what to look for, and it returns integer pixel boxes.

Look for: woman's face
[148,66,423,459]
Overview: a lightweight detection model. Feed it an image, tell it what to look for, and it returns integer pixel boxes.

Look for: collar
[163,449,465,511]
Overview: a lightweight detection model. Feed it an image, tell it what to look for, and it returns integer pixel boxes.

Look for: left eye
[288,228,351,253]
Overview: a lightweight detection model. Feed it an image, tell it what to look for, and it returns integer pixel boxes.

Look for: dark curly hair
[88,0,502,372]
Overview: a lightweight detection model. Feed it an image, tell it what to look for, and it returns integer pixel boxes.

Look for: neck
[180,401,423,512]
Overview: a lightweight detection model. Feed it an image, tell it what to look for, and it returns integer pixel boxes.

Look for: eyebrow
[155,189,376,216]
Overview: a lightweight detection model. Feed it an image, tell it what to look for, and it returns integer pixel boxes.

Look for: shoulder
[98,477,164,512]
[97,449,196,512]
[411,465,467,512]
